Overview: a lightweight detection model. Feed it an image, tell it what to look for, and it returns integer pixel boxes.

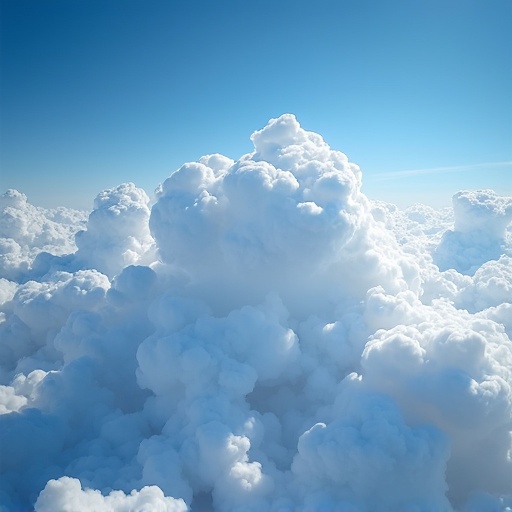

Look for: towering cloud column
[150,114,418,317]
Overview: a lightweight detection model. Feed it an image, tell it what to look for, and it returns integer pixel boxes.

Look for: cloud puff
[0,189,87,281]
[75,182,155,278]
[0,115,512,512]
[359,285,512,508]
[35,477,186,512]
[435,190,512,274]
[292,380,451,511]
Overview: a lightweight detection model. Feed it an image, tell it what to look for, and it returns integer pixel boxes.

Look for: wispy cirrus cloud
[375,161,512,181]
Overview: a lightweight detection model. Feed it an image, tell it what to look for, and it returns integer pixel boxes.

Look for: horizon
[1,0,511,211]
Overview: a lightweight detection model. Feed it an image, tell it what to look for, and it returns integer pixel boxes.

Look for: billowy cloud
[1,115,512,512]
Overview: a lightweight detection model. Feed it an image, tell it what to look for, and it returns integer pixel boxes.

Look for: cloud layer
[1,114,512,512]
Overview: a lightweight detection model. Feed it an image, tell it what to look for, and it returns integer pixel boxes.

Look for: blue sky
[1,0,511,210]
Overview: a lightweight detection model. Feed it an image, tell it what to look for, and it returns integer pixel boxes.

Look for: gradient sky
[1,0,511,210]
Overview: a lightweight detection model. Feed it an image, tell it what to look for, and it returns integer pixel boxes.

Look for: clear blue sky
[1,0,511,210]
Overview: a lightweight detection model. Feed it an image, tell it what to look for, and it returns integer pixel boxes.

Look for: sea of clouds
[1,114,512,512]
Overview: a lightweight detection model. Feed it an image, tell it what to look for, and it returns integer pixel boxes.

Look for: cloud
[35,477,187,512]
[291,380,451,511]
[1,114,512,512]
[434,190,512,274]
[75,182,155,278]
[375,161,512,181]
[150,114,416,318]
[0,189,87,282]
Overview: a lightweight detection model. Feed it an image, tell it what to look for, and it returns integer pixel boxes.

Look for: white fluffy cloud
[75,182,155,278]
[35,477,187,512]
[150,114,417,319]
[1,115,512,512]
[434,190,512,274]
[0,189,87,281]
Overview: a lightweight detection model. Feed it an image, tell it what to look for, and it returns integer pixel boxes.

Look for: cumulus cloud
[0,189,87,281]
[435,190,512,274]
[75,182,155,278]
[35,477,187,512]
[1,115,512,512]
[291,381,451,511]
[150,114,416,318]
